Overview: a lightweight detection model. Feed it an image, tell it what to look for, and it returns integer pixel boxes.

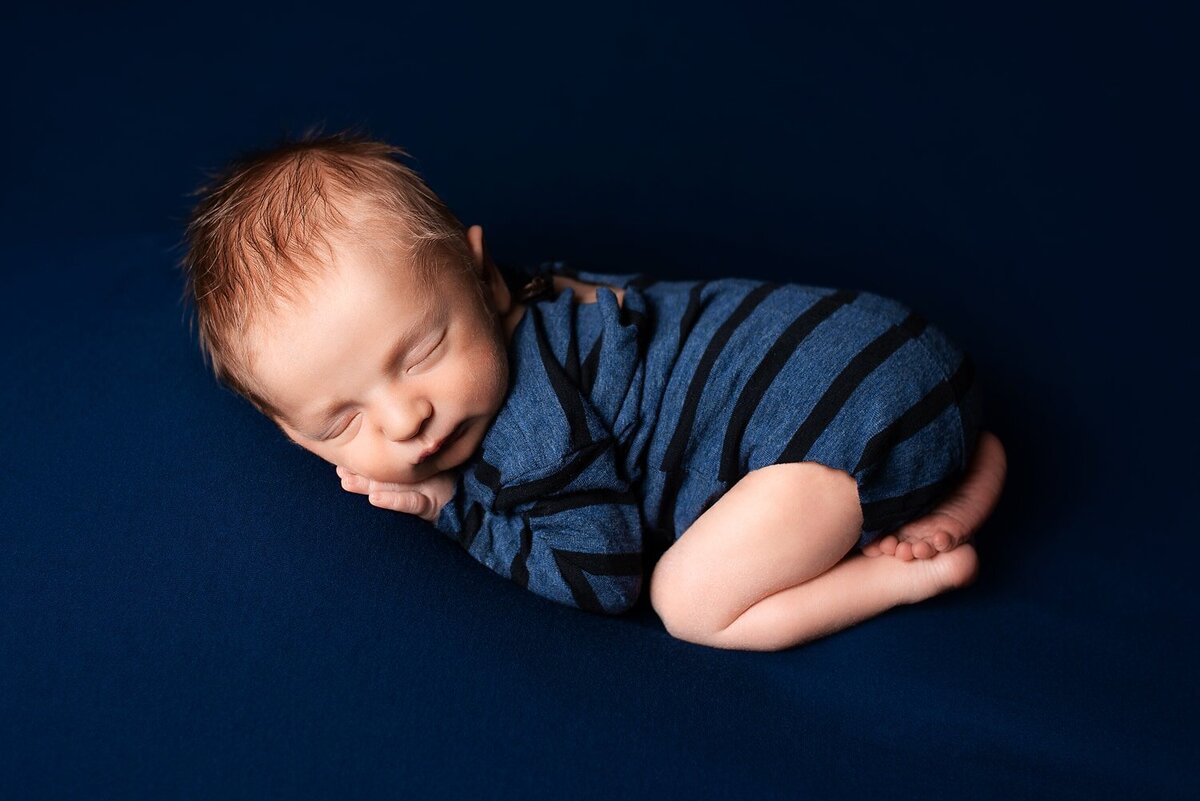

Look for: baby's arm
[433,436,644,615]
[343,441,644,615]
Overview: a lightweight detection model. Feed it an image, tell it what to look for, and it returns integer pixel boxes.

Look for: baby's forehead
[248,261,461,352]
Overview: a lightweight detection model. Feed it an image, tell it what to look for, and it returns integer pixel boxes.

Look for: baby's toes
[862,542,883,557]
[894,541,915,561]
[877,534,899,556]
[910,540,937,559]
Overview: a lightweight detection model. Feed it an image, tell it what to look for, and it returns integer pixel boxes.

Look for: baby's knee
[648,551,721,644]
[648,553,691,640]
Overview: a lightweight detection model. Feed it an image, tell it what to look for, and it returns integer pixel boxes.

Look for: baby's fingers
[368,490,431,518]
[336,466,410,494]
[335,467,428,512]
[337,466,369,494]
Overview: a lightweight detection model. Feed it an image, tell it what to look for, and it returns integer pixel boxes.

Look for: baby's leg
[701,545,977,651]
[648,461,979,651]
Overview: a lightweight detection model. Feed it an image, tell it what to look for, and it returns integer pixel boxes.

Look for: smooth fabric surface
[2,2,1196,798]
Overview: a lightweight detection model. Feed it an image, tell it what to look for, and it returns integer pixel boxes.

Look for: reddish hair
[177,127,474,418]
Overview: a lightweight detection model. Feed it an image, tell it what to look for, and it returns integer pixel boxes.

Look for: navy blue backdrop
[2,1,1196,798]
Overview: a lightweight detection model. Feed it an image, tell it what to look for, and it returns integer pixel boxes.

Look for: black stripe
[852,352,976,476]
[551,549,602,612]
[677,282,708,345]
[474,458,501,492]
[861,470,961,534]
[853,380,955,477]
[717,289,859,483]
[528,488,639,517]
[530,305,593,452]
[581,330,603,397]
[660,283,782,474]
[779,311,929,465]
[550,550,643,614]
[652,280,719,534]
[552,549,643,576]
[508,513,533,590]
[622,305,651,362]
[495,437,613,510]
[620,304,646,330]
[457,501,484,551]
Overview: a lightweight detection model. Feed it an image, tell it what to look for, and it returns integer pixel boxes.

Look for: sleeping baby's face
[246,225,522,486]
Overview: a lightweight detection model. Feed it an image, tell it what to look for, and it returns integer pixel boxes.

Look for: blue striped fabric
[436,262,984,615]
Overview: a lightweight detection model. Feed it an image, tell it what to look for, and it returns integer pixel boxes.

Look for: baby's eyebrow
[295,305,441,438]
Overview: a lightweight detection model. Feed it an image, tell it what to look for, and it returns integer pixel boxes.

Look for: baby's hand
[336,465,458,524]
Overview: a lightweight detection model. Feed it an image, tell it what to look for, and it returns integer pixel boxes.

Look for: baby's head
[179,130,522,484]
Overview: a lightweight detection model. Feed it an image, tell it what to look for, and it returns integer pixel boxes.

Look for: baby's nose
[379,416,423,443]
[376,399,432,444]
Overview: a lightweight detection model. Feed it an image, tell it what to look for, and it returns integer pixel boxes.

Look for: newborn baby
[181,131,1007,652]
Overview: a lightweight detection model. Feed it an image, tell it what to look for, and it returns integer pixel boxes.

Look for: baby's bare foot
[905,542,980,602]
[862,430,1007,561]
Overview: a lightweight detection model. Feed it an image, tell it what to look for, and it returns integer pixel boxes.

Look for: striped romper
[435,261,984,615]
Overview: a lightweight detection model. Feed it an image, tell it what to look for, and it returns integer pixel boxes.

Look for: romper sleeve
[434,431,644,615]
[433,277,649,615]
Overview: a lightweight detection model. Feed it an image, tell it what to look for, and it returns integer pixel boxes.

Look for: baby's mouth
[415,421,465,464]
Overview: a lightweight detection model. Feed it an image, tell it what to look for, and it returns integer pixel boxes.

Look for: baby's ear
[480,258,515,314]
[466,224,488,267]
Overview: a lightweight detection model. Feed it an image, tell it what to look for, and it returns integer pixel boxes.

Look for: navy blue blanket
[2,2,1194,797]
